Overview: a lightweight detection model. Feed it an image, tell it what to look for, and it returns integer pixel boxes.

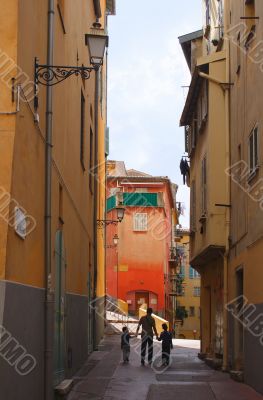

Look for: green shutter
[106,195,116,211]
[123,193,158,207]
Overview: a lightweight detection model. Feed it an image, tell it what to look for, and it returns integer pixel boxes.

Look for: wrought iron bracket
[34,57,97,87]
[97,220,120,228]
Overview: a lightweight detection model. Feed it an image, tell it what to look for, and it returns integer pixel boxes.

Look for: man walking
[136,307,158,366]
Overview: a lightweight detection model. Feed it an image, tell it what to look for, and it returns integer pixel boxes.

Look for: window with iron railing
[133,213,148,232]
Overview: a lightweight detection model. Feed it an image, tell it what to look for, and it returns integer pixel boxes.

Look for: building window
[236,32,241,74]
[80,91,85,170]
[89,128,94,192]
[57,0,66,33]
[189,266,200,279]
[249,126,259,175]
[218,0,224,39]
[244,0,256,49]
[205,0,211,27]
[59,184,64,224]
[189,306,195,317]
[198,81,208,132]
[190,180,196,232]
[180,265,185,278]
[201,156,207,215]
[193,287,201,297]
[133,213,148,231]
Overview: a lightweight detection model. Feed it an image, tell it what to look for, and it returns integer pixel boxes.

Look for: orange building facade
[106,161,178,321]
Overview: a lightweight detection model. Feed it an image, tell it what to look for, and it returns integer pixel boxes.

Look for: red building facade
[106,161,178,320]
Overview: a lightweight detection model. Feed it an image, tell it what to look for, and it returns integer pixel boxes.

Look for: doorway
[135,291,149,315]
[54,230,66,386]
[235,267,244,370]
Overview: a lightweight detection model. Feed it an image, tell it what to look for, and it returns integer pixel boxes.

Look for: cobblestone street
[67,335,263,400]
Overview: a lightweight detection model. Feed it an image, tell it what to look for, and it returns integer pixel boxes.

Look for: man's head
[122,326,128,333]
[147,307,153,315]
[162,323,168,331]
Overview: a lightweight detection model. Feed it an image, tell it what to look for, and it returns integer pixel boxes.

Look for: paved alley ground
[66,334,263,400]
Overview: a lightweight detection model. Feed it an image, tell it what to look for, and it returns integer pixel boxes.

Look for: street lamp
[106,234,119,249]
[85,33,109,67]
[113,234,119,246]
[97,206,125,228]
[34,26,108,89]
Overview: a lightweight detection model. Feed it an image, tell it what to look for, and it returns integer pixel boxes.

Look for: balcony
[169,247,181,268]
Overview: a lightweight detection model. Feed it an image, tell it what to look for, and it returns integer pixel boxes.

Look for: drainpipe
[104,48,108,322]
[223,10,231,372]
[44,0,55,399]
[93,68,99,350]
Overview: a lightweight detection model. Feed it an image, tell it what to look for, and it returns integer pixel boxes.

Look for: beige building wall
[179,0,229,364]
[228,0,263,394]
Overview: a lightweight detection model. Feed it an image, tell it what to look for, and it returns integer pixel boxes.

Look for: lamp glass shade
[116,207,125,222]
[113,234,119,246]
[86,34,108,66]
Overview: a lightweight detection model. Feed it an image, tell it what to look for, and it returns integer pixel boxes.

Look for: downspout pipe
[223,15,231,372]
[44,0,55,398]
[93,68,99,350]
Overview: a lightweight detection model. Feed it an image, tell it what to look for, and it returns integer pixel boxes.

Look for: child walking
[158,323,173,366]
[121,326,133,363]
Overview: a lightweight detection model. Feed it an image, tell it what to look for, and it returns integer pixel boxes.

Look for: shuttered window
[249,126,258,174]
[57,0,66,33]
[133,213,148,231]
[201,156,207,214]
[80,91,85,170]
[190,180,196,231]
[123,193,158,207]
[106,196,116,211]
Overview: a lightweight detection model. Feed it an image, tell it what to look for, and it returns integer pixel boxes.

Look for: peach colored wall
[106,179,174,316]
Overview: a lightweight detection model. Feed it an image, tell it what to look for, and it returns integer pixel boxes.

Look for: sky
[107,0,202,227]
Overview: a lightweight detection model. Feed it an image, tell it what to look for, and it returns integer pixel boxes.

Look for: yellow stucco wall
[1,1,109,300]
[190,53,227,262]
[176,235,201,340]
[0,0,18,280]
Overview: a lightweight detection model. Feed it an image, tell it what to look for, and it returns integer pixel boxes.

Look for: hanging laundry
[180,158,190,184]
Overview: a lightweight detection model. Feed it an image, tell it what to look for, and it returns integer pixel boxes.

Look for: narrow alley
[66,332,263,400]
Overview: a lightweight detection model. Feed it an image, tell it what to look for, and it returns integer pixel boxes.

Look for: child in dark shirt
[121,326,134,363]
[158,323,173,366]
